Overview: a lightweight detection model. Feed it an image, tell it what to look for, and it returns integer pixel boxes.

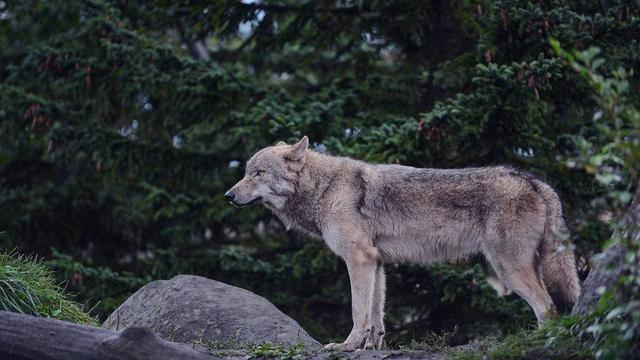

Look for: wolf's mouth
[229,197,262,208]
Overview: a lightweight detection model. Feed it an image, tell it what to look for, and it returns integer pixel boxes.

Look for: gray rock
[103,275,321,350]
[207,344,489,360]
[572,244,626,315]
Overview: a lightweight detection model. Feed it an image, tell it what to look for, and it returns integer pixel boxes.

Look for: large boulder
[572,244,626,315]
[103,275,320,350]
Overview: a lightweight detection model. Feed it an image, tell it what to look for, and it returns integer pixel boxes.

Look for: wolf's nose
[224,191,236,202]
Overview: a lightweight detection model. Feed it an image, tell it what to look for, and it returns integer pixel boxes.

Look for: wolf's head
[225,136,309,210]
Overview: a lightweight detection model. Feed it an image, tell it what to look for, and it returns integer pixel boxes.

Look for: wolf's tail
[534,180,581,313]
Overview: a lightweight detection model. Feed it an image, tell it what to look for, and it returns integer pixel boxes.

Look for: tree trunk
[176,17,211,61]
[0,311,217,360]
[622,184,640,241]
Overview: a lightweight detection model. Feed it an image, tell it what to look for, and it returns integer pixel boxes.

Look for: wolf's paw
[322,341,361,352]
[363,337,383,350]
[364,326,384,350]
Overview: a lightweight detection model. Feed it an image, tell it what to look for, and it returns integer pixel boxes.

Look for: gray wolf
[225,136,581,351]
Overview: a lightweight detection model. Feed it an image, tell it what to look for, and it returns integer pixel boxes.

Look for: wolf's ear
[288,136,308,161]
[275,141,287,146]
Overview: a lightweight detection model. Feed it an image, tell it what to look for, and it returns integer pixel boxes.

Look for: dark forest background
[1,0,638,353]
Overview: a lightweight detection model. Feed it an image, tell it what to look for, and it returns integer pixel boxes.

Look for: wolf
[225,136,581,351]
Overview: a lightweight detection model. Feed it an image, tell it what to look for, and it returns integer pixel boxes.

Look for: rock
[103,275,321,350]
[572,244,626,315]
[0,308,488,360]
[213,345,487,360]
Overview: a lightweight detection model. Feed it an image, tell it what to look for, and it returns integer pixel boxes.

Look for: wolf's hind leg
[365,263,385,349]
[485,252,555,324]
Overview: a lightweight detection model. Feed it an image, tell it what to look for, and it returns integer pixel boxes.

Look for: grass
[0,251,96,325]
[452,315,594,359]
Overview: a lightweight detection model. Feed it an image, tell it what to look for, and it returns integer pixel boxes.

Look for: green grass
[0,251,96,325]
[452,315,594,359]
[451,291,636,359]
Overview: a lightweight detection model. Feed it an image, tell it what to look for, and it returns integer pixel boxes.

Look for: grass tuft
[452,315,594,359]
[0,251,96,325]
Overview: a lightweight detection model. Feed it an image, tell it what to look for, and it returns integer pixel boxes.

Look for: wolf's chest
[274,206,322,237]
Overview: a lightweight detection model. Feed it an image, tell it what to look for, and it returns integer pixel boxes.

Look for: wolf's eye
[255,170,265,176]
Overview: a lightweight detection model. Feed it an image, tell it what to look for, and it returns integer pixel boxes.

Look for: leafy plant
[45,248,149,319]
[457,38,640,360]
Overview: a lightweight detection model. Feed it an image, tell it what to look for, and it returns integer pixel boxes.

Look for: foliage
[0,251,96,325]
[0,0,638,349]
[552,40,640,359]
[45,248,150,318]
[456,39,640,360]
[453,294,630,359]
[551,40,640,212]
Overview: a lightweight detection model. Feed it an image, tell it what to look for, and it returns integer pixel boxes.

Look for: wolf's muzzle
[224,191,261,208]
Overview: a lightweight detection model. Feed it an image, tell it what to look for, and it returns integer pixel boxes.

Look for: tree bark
[0,310,217,360]
[622,184,640,241]
[176,17,211,61]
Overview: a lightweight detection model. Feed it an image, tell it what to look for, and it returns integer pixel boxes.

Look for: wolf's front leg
[323,249,378,352]
[365,263,385,349]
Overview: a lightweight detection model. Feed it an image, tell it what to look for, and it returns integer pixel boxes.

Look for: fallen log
[0,310,218,360]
